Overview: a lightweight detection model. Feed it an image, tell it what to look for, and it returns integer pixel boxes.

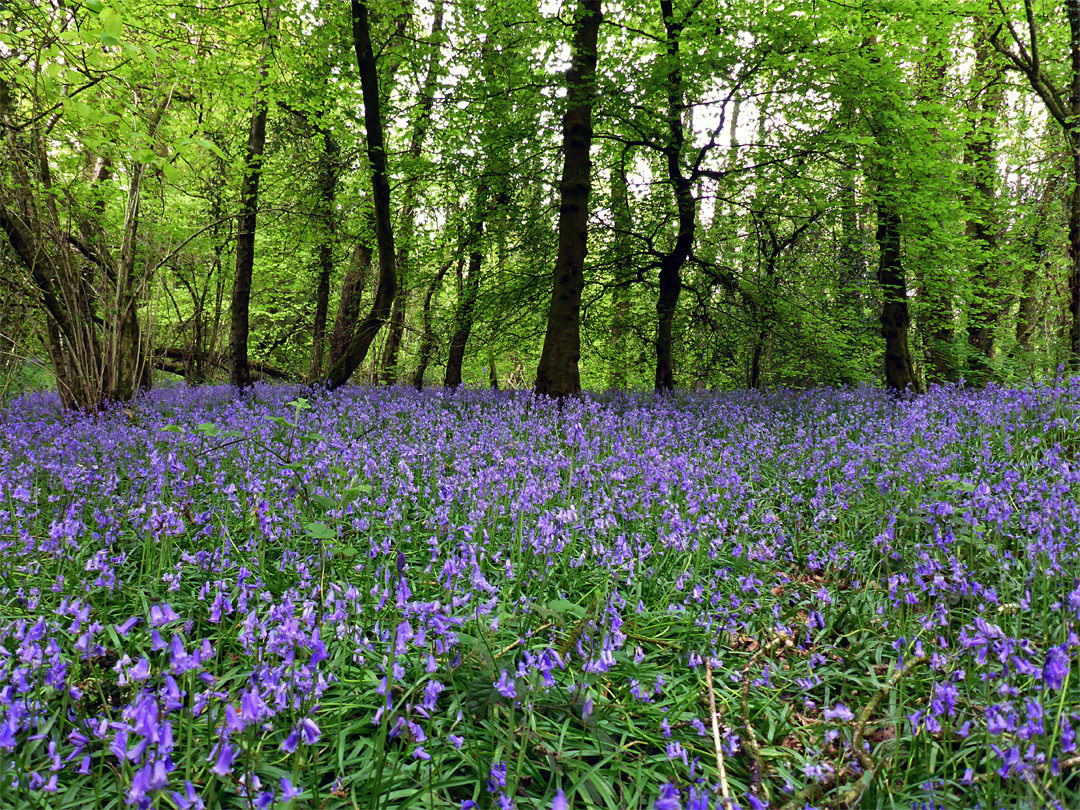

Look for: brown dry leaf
[865,724,897,744]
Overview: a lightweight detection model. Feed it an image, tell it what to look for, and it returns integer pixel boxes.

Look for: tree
[324,0,400,390]
[534,0,602,398]
[964,14,1007,380]
[229,2,275,389]
[992,0,1080,365]
[0,2,180,408]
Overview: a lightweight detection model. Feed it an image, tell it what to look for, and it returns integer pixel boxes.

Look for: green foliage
[2,0,1077,396]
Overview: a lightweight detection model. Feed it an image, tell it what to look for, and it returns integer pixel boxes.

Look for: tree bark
[488,346,499,389]
[229,5,274,390]
[876,196,918,392]
[444,200,487,388]
[1016,174,1064,351]
[911,51,957,385]
[329,226,374,368]
[654,0,696,393]
[608,154,633,389]
[0,76,167,408]
[412,258,452,390]
[534,0,601,398]
[1069,1,1080,363]
[325,0,399,390]
[308,128,340,381]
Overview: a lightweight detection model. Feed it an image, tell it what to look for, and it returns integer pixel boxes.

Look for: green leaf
[100,7,123,38]
[195,423,220,437]
[545,599,588,619]
[84,0,104,11]
[194,138,227,159]
[160,161,181,182]
[311,493,337,513]
[305,522,336,540]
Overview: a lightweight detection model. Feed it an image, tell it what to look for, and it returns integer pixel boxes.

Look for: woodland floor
[2,382,1079,809]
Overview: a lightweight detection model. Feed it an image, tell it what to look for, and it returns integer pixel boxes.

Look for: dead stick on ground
[496,623,555,658]
[739,633,790,797]
[705,662,733,810]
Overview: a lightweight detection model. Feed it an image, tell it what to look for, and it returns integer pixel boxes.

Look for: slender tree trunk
[654,0,696,393]
[534,0,601,398]
[905,42,957,385]
[329,227,374,369]
[308,129,339,381]
[379,1,445,384]
[963,26,1005,382]
[749,330,768,390]
[1070,143,1080,362]
[861,34,919,393]
[325,0,399,389]
[488,347,499,389]
[229,6,274,389]
[837,91,867,381]
[412,259,452,390]
[444,212,486,389]
[1017,173,1063,351]
[1,77,170,408]
[609,154,632,389]
[1069,1,1080,364]
[991,1,1080,364]
[877,197,918,392]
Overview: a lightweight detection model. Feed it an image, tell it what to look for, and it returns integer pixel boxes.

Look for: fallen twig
[705,661,733,810]
[739,632,791,797]
[497,623,555,658]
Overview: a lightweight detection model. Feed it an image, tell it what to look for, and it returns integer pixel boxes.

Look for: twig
[496,623,555,658]
[777,655,928,810]
[850,656,927,774]
[739,635,790,790]
[705,662,733,810]
[624,630,681,649]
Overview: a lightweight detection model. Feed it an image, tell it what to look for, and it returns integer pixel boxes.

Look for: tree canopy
[2,0,1077,406]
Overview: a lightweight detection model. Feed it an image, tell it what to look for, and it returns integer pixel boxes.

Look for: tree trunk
[444,218,485,388]
[329,229,374,369]
[379,1,445,385]
[488,347,499,389]
[308,128,340,381]
[534,0,601,398]
[877,197,918,392]
[229,6,274,390]
[749,330,768,390]
[1069,1,1080,365]
[0,76,169,408]
[1016,174,1063,352]
[963,25,1005,383]
[1069,144,1080,363]
[654,0,695,393]
[990,1,1080,365]
[325,0,399,390]
[412,259,452,390]
[609,154,632,389]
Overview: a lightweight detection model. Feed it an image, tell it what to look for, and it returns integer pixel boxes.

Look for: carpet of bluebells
[2,382,1080,810]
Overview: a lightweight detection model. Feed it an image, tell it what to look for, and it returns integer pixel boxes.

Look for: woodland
[3,0,1080,406]
[6,4,1080,809]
